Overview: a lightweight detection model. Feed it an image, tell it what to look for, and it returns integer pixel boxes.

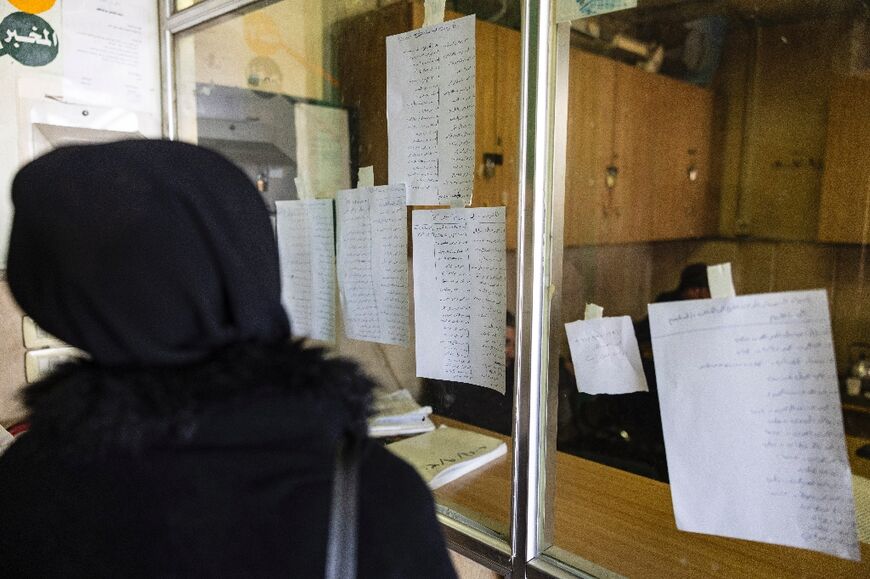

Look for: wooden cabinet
[335,1,520,246]
[565,50,716,245]
[818,75,870,244]
[336,1,716,249]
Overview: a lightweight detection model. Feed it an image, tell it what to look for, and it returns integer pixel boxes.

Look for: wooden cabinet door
[612,62,715,243]
[494,24,521,250]
[612,61,658,243]
[564,50,618,245]
[818,75,870,244]
[468,19,504,210]
[644,73,716,240]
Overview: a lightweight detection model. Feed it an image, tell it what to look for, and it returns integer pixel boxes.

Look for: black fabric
[7,140,289,367]
[1,140,455,577]
[0,343,457,578]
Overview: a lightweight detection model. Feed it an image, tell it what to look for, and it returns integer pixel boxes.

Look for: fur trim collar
[21,341,373,457]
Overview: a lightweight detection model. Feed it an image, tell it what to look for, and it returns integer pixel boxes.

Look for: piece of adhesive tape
[448,198,466,208]
[707,262,736,299]
[585,303,604,320]
[358,166,374,188]
[423,0,446,26]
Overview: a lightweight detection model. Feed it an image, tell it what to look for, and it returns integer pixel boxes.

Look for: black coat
[0,342,457,578]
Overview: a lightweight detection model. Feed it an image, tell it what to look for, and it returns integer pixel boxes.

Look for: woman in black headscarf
[0,140,456,578]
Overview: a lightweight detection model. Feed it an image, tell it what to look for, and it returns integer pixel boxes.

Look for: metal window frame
[158,1,573,577]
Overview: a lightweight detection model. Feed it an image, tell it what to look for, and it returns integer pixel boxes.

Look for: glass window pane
[174,0,521,542]
[549,0,869,576]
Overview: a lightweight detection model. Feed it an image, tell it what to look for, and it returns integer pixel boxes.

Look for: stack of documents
[387,425,507,489]
[368,389,435,438]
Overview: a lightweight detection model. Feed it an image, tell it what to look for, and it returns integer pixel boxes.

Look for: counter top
[431,418,870,578]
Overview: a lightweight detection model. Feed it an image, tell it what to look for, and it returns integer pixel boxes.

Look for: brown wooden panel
[565,49,617,245]
[818,75,870,244]
[335,1,413,186]
[494,25,521,251]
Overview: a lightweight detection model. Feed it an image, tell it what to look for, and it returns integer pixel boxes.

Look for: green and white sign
[556,0,637,23]
[0,11,58,66]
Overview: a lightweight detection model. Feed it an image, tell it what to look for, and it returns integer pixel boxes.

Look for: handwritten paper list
[336,184,409,346]
[387,14,475,206]
[649,290,859,560]
[565,316,648,395]
[275,200,336,342]
[413,208,506,393]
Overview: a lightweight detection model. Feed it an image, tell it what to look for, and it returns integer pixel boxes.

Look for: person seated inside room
[558,263,711,482]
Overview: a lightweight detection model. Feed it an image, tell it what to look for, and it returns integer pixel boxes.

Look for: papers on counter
[412,208,507,393]
[649,290,859,560]
[336,184,409,346]
[386,14,475,206]
[387,425,506,489]
[276,200,336,342]
[369,389,435,438]
[565,316,648,395]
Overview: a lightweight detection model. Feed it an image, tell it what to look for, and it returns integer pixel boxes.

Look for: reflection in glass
[550,0,870,574]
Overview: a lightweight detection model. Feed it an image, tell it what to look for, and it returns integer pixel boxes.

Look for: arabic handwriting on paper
[413,208,506,392]
[275,200,336,343]
[0,12,58,66]
[648,290,859,561]
[387,14,475,206]
[565,316,648,395]
[336,184,409,346]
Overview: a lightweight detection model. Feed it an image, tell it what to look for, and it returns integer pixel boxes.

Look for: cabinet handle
[605,165,618,190]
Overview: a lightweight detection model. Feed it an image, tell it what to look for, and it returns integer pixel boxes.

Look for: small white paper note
[413,208,506,392]
[276,200,336,342]
[707,262,736,298]
[584,303,604,320]
[649,290,859,560]
[387,15,475,206]
[357,166,375,188]
[566,316,649,395]
[556,0,637,23]
[336,184,409,346]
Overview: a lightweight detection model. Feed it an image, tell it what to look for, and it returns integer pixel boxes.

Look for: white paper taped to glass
[275,200,337,343]
[335,184,409,346]
[386,15,476,206]
[648,290,859,560]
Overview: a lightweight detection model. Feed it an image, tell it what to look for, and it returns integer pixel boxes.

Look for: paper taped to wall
[387,14,475,206]
[336,184,409,346]
[649,290,859,560]
[566,315,648,395]
[276,200,336,343]
[412,207,506,392]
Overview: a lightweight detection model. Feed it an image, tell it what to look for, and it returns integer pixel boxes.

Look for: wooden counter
[431,418,870,578]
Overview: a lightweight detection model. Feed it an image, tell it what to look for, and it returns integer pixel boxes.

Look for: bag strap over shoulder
[325,434,362,579]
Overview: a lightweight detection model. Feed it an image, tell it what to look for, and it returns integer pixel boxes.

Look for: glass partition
[172,0,522,547]
[546,0,869,576]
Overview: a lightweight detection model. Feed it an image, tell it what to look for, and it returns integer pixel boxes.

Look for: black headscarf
[7,139,290,367]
